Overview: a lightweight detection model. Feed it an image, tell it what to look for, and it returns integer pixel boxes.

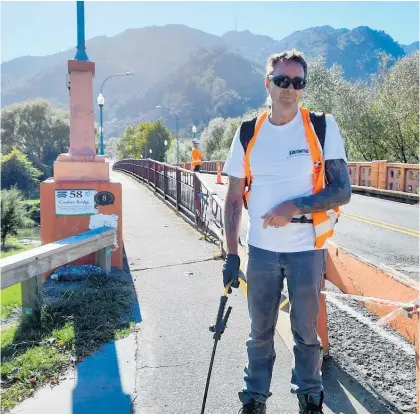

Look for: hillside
[1,24,416,137]
[1,25,222,109]
[115,45,265,132]
[403,41,420,55]
[223,25,406,80]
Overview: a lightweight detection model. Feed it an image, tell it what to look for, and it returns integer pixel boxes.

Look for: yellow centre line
[341,212,419,238]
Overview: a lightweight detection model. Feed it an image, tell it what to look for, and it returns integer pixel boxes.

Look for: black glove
[223,254,240,293]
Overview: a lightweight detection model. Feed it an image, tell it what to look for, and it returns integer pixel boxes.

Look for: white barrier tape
[321,291,419,326]
[321,291,418,309]
[377,308,405,326]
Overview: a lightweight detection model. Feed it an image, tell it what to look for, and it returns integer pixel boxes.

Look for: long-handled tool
[201,281,233,414]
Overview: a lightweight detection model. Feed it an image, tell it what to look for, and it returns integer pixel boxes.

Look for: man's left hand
[262,201,299,229]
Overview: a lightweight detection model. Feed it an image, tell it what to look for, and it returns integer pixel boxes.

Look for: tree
[1,187,33,248]
[166,140,192,164]
[144,121,172,162]
[1,99,70,178]
[301,58,345,114]
[1,149,42,198]
[200,117,226,159]
[199,107,263,161]
[117,125,146,159]
[300,54,419,162]
[373,53,419,163]
[105,137,119,160]
[117,121,172,161]
[333,81,388,161]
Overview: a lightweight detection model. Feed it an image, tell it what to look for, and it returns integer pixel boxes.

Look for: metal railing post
[176,167,181,211]
[153,161,157,191]
[194,173,202,229]
[163,163,168,199]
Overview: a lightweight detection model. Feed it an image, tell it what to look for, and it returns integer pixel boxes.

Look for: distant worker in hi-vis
[191,138,203,172]
[222,50,352,414]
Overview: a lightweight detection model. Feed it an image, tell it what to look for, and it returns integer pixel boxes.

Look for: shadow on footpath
[71,246,142,414]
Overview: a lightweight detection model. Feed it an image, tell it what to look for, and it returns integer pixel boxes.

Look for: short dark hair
[265,50,308,79]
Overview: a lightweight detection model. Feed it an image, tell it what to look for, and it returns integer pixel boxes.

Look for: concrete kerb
[351,185,419,205]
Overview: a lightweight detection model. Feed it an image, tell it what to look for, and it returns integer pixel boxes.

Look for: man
[191,138,203,172]
[222,50,351,414]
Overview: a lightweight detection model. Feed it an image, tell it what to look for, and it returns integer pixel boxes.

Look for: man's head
[192,138,200,148]
[265,50,307,114]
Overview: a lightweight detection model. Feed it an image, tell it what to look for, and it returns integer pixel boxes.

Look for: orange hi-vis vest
[191,148,203,169]
[243,106,340,248]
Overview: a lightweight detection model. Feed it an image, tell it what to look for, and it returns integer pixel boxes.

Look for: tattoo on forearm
[224,176,244,253]
[225,198,240,235]
[293,159,352,214]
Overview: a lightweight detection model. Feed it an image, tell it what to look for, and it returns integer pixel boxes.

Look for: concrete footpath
[11,172,399,414]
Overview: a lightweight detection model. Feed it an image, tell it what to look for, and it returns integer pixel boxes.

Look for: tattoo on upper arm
[324,159,351,189]
[293,159,352,213]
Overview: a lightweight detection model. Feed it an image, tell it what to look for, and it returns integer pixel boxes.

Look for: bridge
[1,2,419,413]
[3,158,418,414]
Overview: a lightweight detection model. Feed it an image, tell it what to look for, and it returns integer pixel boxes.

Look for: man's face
[266,60,305,111]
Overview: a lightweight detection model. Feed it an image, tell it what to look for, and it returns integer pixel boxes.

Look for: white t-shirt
[223,109,347,253]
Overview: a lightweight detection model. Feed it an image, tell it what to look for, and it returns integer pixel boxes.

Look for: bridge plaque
[95,191,115,206]
[55,189,97,216]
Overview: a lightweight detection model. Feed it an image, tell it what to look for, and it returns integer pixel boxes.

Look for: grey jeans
[239,245,325,404]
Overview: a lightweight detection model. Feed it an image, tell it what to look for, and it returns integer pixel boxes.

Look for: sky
[1,1,419,63]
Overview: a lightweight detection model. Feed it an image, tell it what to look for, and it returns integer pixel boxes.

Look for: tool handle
[214,296,228,334]
[220,306,232,334]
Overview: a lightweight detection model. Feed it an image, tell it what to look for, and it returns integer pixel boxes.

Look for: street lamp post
[156,106,179,164]
[97,93,104,155]
[74,1,89,61]
[97,71,134,155]
[164,139,168,163]
[192,125,197,140]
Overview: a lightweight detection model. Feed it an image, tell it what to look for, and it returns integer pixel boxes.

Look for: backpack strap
[240,117,258,153]
[309,111,326,152]
[239,114,267,209]
[242,112,326,152]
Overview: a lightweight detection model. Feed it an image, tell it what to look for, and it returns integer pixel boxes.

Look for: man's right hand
[223,254,241,293]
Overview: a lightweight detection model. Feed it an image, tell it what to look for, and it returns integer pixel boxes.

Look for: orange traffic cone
[216,162,223,185]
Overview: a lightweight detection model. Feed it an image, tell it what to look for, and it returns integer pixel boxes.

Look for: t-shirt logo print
[288,148,310,157]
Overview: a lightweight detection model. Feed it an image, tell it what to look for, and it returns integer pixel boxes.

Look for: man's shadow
[71,246,142,414]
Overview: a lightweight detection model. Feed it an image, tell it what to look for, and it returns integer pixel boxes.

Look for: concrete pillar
[371,160,387,189]
[400,167,406,192]
[354,164,361,186]
[40,5,123,274]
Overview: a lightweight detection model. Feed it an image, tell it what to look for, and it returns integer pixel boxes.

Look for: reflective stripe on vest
[243,106,340,248]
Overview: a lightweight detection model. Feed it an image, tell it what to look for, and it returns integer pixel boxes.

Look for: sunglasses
[268,75,307,90]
